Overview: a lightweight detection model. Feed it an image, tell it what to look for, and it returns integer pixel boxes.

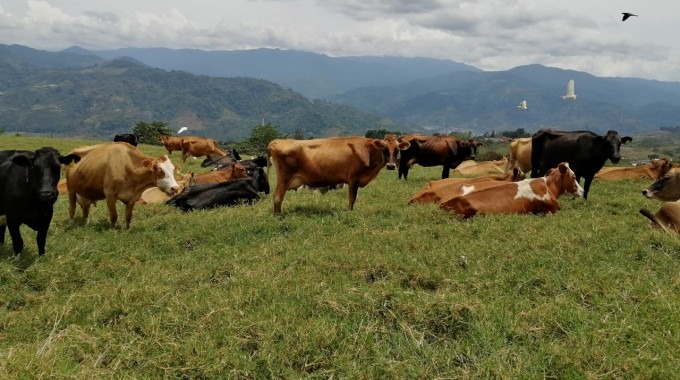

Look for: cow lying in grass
[440,162,583,219]
[640,169,680,235]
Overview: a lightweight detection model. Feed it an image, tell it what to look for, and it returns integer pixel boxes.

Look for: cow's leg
[582,176,593,200]
[441,165,451,179]
[0,225,5,245]
[124,202,135,229]
[68,191,77,221]
[273,184,286,214]
[347,182,359,210]
[105,195,118,226]
[7,222,23,255]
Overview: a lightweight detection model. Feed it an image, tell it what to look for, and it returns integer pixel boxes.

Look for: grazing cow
[180,138,226,162]
[0,148,80,256]
[167,178,260,212]
[267,135,408,214]
[397,135,483,180]
[160,135,196,155]
[66,143,180,228]
[189,163,249,185]
[440,162,584,219]
[409,167,525,205]
[113,133,139,146]
[530,129,632,199]
[595,158,671,181]
[452,158,510,176]
[509,137,532,172]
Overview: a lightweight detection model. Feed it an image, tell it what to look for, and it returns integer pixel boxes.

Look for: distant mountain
[64,46,481,100]
[332,64,680,135]
[0,44,412,140]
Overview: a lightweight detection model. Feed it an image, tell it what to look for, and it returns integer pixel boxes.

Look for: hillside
[0,45,412,140]
[333,65,680,136]
[66,46,481,100]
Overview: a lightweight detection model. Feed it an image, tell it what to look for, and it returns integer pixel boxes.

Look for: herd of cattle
[1,129,680,257]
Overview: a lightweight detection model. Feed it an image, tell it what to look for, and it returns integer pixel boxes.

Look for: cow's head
[650,158,672,179]
[603,130,632,164]
[458,139,484,160]
[378,134,410,170]
[12,147,80,203]
[145,155,180,195]
[548,162,584,198]
[642,169,680,201]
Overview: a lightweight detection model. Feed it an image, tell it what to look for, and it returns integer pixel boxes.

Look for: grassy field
[1,135,680,378]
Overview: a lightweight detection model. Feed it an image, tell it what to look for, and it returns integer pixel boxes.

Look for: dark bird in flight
[621,12,638,21]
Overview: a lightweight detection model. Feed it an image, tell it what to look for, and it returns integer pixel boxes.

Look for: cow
[640,203,680,236]
[180,138,227,162]
[452,158,510,177]
[200,148,242,168]
[0,148,80,256]
[113,133,139,147]
[66,142,180,228]
[189,163,249,185]
[642,168,680,201]
[595,158,671,181]
[160,135,195,155]
[267,135,408,214]
[530,129,632,199]
[440,162,584,219]
[215,155,268,175]
[509,137,532,173]
[167,178,260,212]
[409,167,525,205]
[397,135,483,180]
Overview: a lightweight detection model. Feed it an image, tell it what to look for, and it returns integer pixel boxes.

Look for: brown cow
[440,162,583,219]
[159,135,198,155]
[180,138,227,162]
[267,135,409,214]
[640,203,680,235]
[189,163,249,185]
[509,137,532,173]
[595,158,671,181]
[642,168,680,201]
[452,158,510,176]
[409,167,525,205]
[66,143,180,228]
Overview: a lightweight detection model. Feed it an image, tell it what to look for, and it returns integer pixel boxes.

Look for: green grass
[1,135,680,378]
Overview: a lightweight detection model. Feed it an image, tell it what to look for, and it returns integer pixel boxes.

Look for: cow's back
[509,137,532,172]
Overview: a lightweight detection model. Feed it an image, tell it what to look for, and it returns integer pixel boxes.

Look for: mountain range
[1,43,680,140]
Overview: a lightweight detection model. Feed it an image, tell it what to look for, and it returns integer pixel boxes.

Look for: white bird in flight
[561,79,577,100]
[517,100,528,110]
[177,127,188,134]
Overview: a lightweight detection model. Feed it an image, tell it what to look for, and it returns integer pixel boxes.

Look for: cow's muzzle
[38,191,57,202]
[642,189,653,198]
[610,156,621,164]
[385,163,396,170]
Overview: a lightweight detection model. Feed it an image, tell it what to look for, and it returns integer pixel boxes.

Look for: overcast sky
[1,0,678,82]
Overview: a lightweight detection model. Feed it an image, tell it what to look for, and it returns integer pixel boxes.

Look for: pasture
[1,135,680,378]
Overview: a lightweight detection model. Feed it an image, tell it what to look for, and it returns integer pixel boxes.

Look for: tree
[239,123,283,154]
[132,121,172,145]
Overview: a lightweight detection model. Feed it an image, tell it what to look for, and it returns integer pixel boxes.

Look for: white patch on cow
[460,185,475,196]
[514,178,551,201]
[565,164,585,197]
[156,158,180,194]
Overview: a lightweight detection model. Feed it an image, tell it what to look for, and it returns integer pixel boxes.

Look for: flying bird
[177,127,188,134]
[517,100,528,110]
[561,79,577,100]
[621,12,637,21]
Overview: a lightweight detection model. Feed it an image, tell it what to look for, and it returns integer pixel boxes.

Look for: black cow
[0,147,80,256]
[530,129,632,199]
[166,178,260,211]
[200,149,242,168]
[397,135,482,179]
[250,167,270,194]
[216,155,268,175]
[113,133,140,146]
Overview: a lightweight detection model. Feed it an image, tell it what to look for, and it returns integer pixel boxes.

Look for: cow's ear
[399,141,410,150]
[142,159,154,170]
[372,139,383,149]
[59,154,80,165]
[622,136,633,144]
[11,154,32,167]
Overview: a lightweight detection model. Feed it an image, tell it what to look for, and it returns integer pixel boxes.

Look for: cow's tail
[640,208,674,234]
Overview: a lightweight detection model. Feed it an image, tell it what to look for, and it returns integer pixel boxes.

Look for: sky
[1,0,679,82]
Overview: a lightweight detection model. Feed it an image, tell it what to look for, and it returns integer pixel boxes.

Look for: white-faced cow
[0,148,80,256]
[530,129,632,199]
[440,162,584,219]
[267,135,408,214]
[66,142,179,228]
[397,135,483,180]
